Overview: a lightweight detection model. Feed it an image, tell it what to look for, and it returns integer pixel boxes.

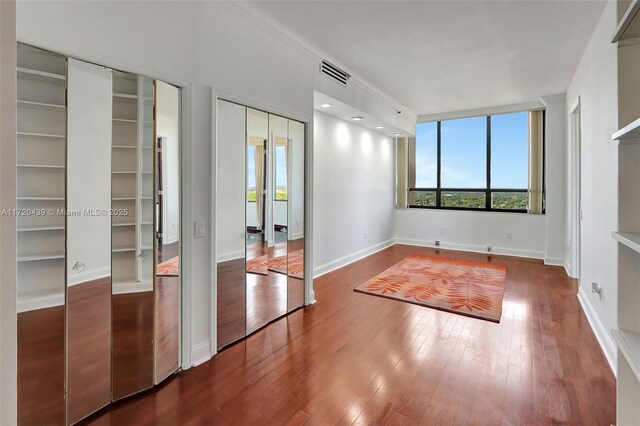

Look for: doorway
[570,99,581,279]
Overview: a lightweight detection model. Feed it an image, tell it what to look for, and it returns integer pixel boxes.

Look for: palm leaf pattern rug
[354,254,507,322]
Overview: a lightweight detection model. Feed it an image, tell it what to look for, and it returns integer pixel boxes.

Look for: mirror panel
[111,72,154,400]
[216,100,248,348]
[16,44,67,425]
[65,58,113,425]
[267,114,289,321]
[154,80,181,383]
[245,108,269,335]
[287,119,305,311]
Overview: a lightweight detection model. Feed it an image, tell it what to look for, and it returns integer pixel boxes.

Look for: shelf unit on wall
[612,1,640,423]
[15,45,67,313]
[111,72,154,293]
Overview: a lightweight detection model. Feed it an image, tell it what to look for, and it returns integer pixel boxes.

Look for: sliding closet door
[287,119,305,311]
[216,100,248,348]
[66,58,113,425]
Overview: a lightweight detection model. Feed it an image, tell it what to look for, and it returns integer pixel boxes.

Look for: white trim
[67,267,111,286]
[112,281,153,295]
[191,340,212,367]
[417,100,545,123]
[564,260,572,278]
[179,83,192,372]
[210,90,218,356]
[216,250,245,263]
[395,238,545,261]
[313,238,395,278]
[220,1,415,120]
[577,286,617,375]
[17,290,63,314]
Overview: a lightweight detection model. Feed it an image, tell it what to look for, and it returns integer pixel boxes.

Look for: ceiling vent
[320,60,350,86]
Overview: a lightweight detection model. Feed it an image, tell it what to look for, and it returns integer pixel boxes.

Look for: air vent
[320,60,350,86]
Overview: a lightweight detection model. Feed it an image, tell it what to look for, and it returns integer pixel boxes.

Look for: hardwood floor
[85,244,615,425]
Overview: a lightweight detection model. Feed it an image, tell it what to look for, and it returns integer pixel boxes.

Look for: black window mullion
[486,116,491,210]
[436,121,442,207]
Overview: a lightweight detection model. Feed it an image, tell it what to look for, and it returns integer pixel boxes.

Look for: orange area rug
[245,250,304,279]
[354,254,507,322]
[157,256,179,277]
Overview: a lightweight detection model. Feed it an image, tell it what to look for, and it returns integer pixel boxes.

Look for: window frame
[407,112,545,214]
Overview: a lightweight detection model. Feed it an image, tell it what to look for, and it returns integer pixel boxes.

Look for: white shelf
[613,231,640,253]
[613,117,640,143]
[113,118,137,124]
[613,0,640,43]
[113,222,135,227]
[112,171,136,174]
[113,197,135,201]
[18,225,64,232]
[17,196,64,201]
[17,67,65,84]
[113,93,137,100]
[112,145,136,150]
[17,164,64,169]
[17,252,65,262]
[17,132,65,139]
[613,329,640,382]
[17,100,65,110]
[113,246,136,253]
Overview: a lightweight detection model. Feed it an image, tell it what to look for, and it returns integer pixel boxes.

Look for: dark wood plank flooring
[84,244,616,425]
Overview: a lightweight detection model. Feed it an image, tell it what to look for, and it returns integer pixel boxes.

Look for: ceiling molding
[417,100,546,123]
[220,0,416,119]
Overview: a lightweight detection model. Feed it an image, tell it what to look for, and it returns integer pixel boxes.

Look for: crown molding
[220,0,416,119]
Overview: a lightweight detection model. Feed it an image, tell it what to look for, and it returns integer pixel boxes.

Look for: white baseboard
[564,260,573,279]
[313,238,395,278]
[112,281,153,295]
[216,249,245,263]
[577,286,616,376]
[291,232,303,240]
[191,340,212,367]
[395,238,545,260]
[544,257,565,267]
[67,267,111,286]
[17,290,64,313]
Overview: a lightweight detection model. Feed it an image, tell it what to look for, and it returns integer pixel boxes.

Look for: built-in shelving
[16,45,68,312]
[613,231,640,253]
[613,0,640,42]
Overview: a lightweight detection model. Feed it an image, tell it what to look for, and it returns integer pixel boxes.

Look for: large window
[407,110,543,213]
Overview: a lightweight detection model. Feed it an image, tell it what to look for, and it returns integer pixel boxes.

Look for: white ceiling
[250,0,606,116]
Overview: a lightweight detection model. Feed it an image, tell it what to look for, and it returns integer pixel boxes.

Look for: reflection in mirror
[287,119,305,311]
[111,72,154,400]
[16,44,67,425]
[267,114,289,321]
[66,58,113,425]
[245,108,270,334]
[154,81,181,383]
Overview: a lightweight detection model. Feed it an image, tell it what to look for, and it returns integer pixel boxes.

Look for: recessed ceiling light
[320,103,332,108]
[351,116,364,121]
[376,126,384,129]
[393,132,402,136]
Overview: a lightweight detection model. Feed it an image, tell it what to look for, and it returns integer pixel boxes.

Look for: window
[247,145,256,202]
[406,110,544,213]
[274,145,288,201]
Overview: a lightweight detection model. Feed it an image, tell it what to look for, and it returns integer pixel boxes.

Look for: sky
[415,111,528,189]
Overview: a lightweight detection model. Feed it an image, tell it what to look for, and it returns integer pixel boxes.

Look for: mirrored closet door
[217,100,306,350]
[16,44,181,425]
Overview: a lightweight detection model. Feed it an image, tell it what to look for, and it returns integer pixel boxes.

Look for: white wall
[15,0,416,367]
[1,0,17,423]
[395,209,547,259]
[66,59,112,286]
[313,111,395,276]
[566,0,618,370]
[156,81,180,245]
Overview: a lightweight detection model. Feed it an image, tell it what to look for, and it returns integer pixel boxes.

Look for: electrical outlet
[487,245,492,253]
[194,221,205,238]
[435,240,440,247]
[506,232,512,240]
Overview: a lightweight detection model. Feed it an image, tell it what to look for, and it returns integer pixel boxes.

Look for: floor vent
[320,60,350,86]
